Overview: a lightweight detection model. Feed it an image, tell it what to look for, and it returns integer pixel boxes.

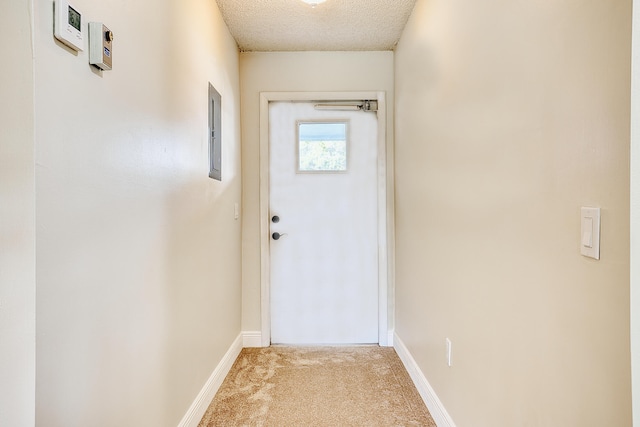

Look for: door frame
[259,91,394,347]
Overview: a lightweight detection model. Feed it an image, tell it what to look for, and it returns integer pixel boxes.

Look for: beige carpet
[198,346,436,426]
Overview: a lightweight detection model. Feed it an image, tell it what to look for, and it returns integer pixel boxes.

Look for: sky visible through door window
[298,121,348,172]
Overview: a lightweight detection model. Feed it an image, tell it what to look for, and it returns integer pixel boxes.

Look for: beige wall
[33,0,241,425]
[239,51,394,333]
[395,0,632,426]
[632,1,640,424]
[0,1,36,426]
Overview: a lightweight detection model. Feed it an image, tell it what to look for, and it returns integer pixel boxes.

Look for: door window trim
[296,119,350,174]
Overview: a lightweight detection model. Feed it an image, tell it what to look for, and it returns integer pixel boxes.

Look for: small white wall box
[89,23,113,70]
[53,0,84,51]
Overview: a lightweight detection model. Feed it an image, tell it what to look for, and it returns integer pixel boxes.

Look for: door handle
[272,232,287,240]
[272,215,280,223]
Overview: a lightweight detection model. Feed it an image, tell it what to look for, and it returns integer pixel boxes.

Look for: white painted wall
[0,1,36,426]
[632,0,640,424]
[239,51,395,336]
[395,0,632,425]
[33,0,241,425]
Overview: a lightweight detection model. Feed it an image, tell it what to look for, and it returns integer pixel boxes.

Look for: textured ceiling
[215,0,418,52]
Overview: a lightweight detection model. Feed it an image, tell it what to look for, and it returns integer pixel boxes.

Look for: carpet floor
[198,346,436,426]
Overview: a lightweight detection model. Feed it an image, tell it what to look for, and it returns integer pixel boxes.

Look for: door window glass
[297,121,348,172]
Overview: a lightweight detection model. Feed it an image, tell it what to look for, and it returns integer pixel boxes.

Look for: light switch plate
[580,207,600,260]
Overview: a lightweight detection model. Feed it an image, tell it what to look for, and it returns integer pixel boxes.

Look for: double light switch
[580,207,600,260]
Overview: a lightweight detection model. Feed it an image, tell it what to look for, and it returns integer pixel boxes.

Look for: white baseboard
[387,330,395,346]
[394,333,456,427]
[242,330,263,348]
[177,334,243,427]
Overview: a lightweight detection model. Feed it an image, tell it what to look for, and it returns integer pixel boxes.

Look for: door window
[297,121,348,172]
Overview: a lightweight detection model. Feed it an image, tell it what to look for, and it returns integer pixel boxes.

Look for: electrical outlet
[446,338,452,367]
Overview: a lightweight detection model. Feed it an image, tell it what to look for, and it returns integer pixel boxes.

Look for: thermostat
[54,0,84,51]
[89,23,113,70]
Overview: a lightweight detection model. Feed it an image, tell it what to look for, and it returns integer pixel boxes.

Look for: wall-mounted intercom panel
[54,0,84,51]
[89,23,113,70]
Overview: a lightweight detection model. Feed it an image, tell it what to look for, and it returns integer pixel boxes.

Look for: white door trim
[259,91,392,347]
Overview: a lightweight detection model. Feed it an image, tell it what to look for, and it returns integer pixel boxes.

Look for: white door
[269,101,379,344]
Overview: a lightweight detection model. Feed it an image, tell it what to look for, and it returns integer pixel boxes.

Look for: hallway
[1,0,635,426]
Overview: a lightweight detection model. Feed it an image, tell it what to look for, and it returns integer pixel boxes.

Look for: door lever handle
[272,232,288,240]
